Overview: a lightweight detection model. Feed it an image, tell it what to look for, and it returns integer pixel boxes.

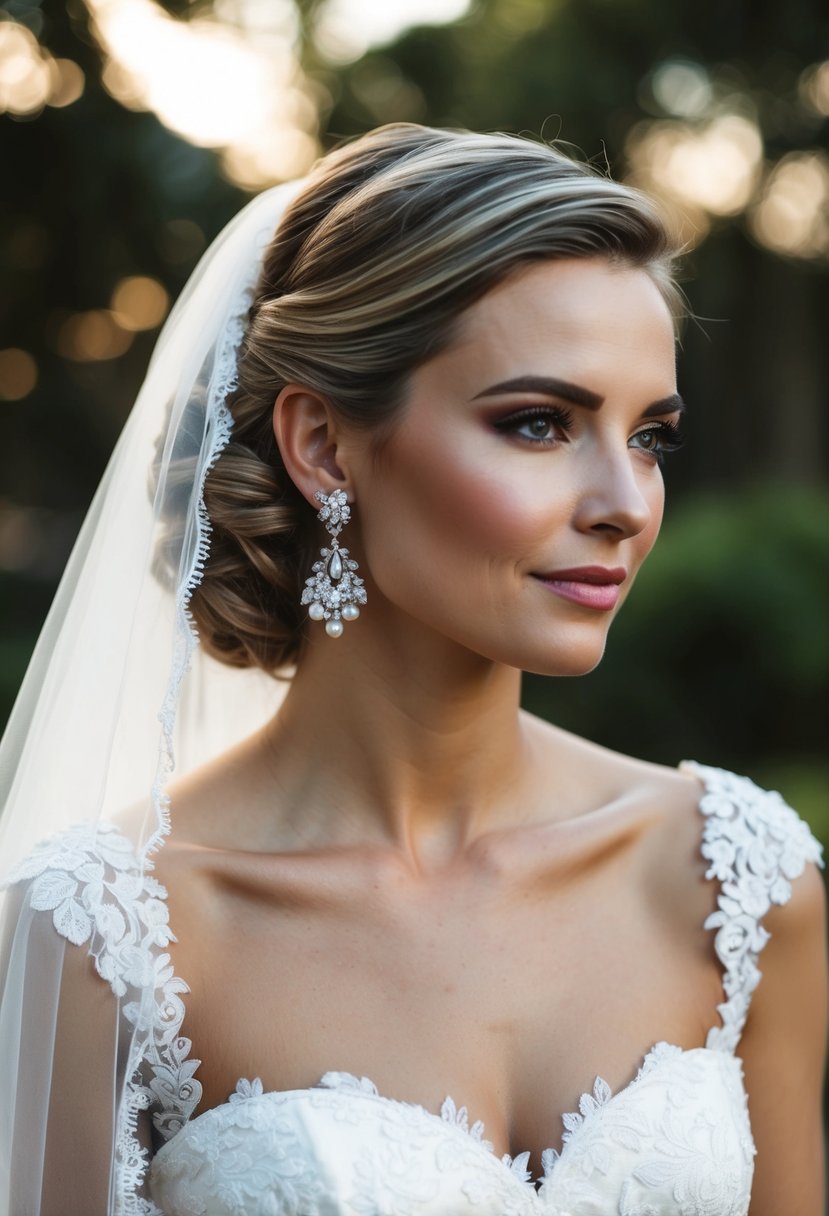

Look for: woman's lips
[532,566,626,612]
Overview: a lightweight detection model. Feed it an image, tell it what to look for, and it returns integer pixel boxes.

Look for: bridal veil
[0,179,304,1215]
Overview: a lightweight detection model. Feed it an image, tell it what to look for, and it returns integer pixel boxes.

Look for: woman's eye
[632,428,659,451]
[494,407,574,445]
[523,415,556,440]
[630,421,685,461]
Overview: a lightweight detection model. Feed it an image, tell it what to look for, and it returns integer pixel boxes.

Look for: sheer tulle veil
[0,179,305,1214]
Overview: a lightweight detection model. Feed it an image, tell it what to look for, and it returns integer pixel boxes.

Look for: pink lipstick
[532,566,626,611]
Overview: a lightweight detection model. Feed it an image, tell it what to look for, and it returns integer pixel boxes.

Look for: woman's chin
[518,636,609,679]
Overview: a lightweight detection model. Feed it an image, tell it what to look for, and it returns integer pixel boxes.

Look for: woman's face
[348,257,682,677]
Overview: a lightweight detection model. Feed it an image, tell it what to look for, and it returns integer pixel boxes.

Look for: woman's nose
[571,451,653,539]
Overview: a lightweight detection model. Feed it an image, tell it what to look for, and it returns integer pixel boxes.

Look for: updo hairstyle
[190,123,682,674]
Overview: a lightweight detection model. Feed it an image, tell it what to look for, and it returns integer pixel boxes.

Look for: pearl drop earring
[301,488,367,637]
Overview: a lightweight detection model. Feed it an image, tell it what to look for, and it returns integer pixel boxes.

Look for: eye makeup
[492,406,575,446]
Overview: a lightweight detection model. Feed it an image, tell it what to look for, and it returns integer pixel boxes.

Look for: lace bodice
[7,762,824,1215]
[147,1048,754,1216]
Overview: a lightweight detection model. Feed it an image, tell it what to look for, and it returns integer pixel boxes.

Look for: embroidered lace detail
[149,1048,754,1215]
[4,821,202,1214]
[538,1041,682,1183]
[439,1094,490,1145]
[682,761,825,1053]
[230,1076,265,1103]
[317,1069,498,1154]
[539,1047,754,1215]
[319,1071,384,1099]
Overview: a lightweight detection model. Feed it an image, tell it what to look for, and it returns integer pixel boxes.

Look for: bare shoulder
[519,710,707,848]
[518,713,724,926]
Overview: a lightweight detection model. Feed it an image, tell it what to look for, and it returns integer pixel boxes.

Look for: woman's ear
[272,384,352,508]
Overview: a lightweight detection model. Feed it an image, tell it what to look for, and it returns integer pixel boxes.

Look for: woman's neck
[258,619,532,868]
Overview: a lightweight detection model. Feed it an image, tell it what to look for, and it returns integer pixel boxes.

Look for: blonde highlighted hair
[189,122,682,672]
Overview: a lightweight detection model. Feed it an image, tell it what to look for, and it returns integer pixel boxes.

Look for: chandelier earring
[301,488,367,638]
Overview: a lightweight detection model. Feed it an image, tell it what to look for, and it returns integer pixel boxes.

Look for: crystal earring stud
[301,488,367,637]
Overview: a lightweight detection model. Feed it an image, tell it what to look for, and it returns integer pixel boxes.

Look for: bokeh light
[314,0,472,64]
[749,152,829,258]
[82,0,474,186]
[799,60,829,117]
[0,21,51,116]
[650,59,713,118]
[56,311,134,362]
[48,59,86,108]
[86,0,318,186]
[0,19,85,117]
[0,350,38,401]
[626,112,764,245]
[110,276,170,332]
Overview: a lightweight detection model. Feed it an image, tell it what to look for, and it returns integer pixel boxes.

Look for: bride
[0,123,825,1216]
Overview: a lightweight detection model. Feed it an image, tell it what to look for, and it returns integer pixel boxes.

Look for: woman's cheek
[393,451,553,563]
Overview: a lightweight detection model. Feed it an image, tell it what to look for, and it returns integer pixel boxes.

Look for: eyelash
[631,419,685,462]
[494,407,685,463]
[493,406,574,444]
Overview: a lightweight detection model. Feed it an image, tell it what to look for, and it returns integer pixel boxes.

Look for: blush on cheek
[377,419,555,561]
[354,437,544,629]
[426,470,540,551]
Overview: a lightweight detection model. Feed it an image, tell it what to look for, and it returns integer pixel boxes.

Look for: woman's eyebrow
[471,375,602,407]
[642,394,685,418]
[470,376,686,417]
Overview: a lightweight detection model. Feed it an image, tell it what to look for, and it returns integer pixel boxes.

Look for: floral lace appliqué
[5,821,202,1214]
[683,761,825,1053]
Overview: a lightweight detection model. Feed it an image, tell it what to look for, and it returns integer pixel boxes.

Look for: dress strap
[681,761,824,1054]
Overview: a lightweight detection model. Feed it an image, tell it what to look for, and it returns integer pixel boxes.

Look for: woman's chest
[162,843,721,1165]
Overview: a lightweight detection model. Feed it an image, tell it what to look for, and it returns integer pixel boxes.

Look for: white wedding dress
[7,762,823,1215]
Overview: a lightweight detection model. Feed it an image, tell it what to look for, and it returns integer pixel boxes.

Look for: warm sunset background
[2,2,827,839]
